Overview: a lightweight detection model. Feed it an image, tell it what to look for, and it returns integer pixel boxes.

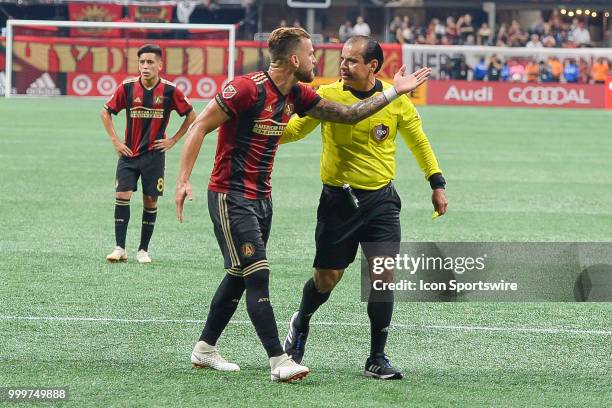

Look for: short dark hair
[347,36,384,74]
[137,44,162,58]
[268,27,311,63]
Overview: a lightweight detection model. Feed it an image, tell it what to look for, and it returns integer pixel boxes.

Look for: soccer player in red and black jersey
[101,44,195,264]
[175,28,431,382]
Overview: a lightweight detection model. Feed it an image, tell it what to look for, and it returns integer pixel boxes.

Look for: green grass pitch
[1,98,611,407]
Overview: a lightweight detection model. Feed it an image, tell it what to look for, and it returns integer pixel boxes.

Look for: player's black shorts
[314,182,401,270]
[208,190,273,277]
[115,150,165,197]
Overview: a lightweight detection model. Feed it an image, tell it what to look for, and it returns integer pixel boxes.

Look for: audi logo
[508,86,591,105]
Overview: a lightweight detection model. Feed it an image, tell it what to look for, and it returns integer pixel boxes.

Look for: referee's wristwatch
[428,173,446,190]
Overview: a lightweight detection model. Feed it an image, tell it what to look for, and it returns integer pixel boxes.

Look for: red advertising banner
[68,3,123,38]
[128,5,173,23]
[427,80,605,109]
[605,76,612,110]
[66,72,226,98]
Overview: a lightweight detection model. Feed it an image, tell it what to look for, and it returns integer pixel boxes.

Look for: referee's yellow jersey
[281,79,442,190]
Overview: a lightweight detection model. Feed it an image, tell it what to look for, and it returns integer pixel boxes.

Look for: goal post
[4,19,237,98]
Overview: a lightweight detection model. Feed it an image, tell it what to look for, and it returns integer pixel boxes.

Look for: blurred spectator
[433,18,446,39]
[278,19,287,28]
[548,56,563,82]
[353,16,371,36]
[564,59,579,83]
[579,59,590,83]
[496,23,509,47]
[590,57,609,84]
[451,56,470,80]
[292,19,302,28]
[477,22,491,45]
[530,17,545,36]
[389,15,402,42]
[177,0,197,24]
[487,54,502,81]
[473,57,488,80]
[445,16,458,44]
[464,34,476,46]
[526,34,543,48]
[339,20,353,42]
[570,20,591,47]
[508,20,527,46]
[397,20,414,44]
[509,59,526,82]
[539,61,553,82]
[500,62,510,81]
[457,14,474,44]
[525,58,539,82]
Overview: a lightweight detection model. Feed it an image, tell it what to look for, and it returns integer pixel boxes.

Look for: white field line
[1,315,611,336]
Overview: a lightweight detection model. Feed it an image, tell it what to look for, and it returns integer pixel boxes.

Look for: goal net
[3,19,236,99]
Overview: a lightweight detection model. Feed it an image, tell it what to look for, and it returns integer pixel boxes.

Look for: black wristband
[429,173,446,190]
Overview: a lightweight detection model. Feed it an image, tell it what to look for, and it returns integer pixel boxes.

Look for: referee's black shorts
[208,190,272,277]
[313,182,401,270]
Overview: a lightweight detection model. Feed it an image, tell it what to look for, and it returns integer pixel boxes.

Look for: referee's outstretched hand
[393,66,432,95]
[175,179,193,223]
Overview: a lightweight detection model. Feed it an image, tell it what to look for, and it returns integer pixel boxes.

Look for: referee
[282,36,447,380]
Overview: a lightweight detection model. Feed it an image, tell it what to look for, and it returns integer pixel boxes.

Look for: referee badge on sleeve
[371,124,390,142]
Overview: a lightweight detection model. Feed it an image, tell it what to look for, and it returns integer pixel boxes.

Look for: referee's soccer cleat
[363,353,403,380]
[283,311,309,364]
[106,246,127,262]
[191,341,240,372]
[270,353,309,382]
[136,249,152,264]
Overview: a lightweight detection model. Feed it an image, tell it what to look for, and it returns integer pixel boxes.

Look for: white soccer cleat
[106,246,127,262]
[191,341,240,372]
[270,353,309,382]
[136,249,152,264]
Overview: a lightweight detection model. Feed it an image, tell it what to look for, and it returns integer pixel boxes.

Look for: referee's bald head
[345,36,384,74]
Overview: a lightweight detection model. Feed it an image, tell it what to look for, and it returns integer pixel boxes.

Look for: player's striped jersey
[104,77,193,157]
[281,79,442,190]
[209,71,321,199]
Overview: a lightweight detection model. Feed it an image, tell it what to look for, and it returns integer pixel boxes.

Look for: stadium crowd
[386,11,593,47]
[442,55,609,84]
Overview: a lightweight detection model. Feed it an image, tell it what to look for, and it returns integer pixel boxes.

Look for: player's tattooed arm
[306,66,431,125]
[306,94,389,125]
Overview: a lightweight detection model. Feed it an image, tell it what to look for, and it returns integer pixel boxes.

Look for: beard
[295,66,315,83]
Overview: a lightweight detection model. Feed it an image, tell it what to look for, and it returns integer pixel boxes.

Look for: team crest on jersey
[285,103,294,116]
[154,96,164,104]
[241,243,256,258]
[222,84,237,99]
[372,124,390,142]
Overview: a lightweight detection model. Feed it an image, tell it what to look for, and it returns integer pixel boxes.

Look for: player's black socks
[114,198,130,248]
[296,278,331,329]
[139,207,157,251]
[367,288,394,357]
[244,268,284,358]
[200,273,246,346]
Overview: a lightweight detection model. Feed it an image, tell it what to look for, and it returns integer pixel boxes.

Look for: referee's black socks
[139,207,157,251]
[368,288,394,358]
[114,198,130,248]
[296,278,331,329]
[244,268,284,357]
[200,273,245,346]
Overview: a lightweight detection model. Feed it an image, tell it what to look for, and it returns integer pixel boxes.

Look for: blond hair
[268,27,311,64]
